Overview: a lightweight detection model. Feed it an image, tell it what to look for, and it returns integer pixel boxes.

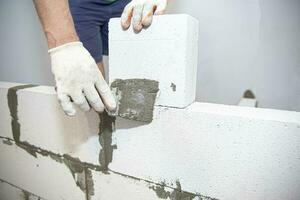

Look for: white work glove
[49,42,116,116]
[121,0,168,32]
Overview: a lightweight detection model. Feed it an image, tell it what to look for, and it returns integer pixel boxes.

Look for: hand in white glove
[121,0,168,32]
[49,42,116,116]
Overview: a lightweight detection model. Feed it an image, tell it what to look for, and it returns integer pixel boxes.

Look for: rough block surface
[111,79,159,122]
[110,104,300,200]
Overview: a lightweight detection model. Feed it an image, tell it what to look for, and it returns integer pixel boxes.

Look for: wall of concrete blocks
[1,15,300,200]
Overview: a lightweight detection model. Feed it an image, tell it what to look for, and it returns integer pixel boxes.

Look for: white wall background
[0,0,299,111]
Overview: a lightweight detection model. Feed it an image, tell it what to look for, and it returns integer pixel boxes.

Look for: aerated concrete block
[109,14,199,108]
[0,82,101,166]
[0,180,42,200]
[110,103,300,200]
[91,171,160,200]
[0,139,86,200]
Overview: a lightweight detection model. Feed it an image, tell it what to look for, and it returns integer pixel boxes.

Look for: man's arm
[33,0,79,48]
[33,0,116,116]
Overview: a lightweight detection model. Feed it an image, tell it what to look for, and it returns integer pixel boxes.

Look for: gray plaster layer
[111,79,159,123]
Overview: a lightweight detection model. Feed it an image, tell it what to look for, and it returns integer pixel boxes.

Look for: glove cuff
[48,41,83,54]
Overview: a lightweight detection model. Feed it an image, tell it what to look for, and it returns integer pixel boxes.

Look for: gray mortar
[150,181,195,200]
[98,112,116,171]
[62,155,96,199]
[150,181,218,200]
[150,182,170,199]
[84,168,95,199]
[2,138,13,145]
[63,155,85,178]
[171,83,177,92]
[7,84,37,142]
[76,171,86,193]
[110,79,159,123]
[170,181,196,200]
[76,169,95,200]
[49,154,63,163]
[22,190,30,200]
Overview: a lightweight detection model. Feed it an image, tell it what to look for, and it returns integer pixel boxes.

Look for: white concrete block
[91,170,208,200]
[17,86,101,165]
[0,180,42,200]
[0,82,102,166]
[0,138,204,200]
[91,171,160,200]
[109,103,300,200]
[0,139,86,200]
[109,14,199,108]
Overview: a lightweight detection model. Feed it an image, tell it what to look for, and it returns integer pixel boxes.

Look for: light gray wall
[167,0,300,111]
[0,0,53,85]
[0,0,299,111]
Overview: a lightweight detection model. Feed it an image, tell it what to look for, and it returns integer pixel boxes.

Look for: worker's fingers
[132,3,144,32]
[154,0,167,15]
[121,3,134,30]
[70,92,90,112]
[83,86,105,113]
[142,3,155,27]
[95,79,117,112]
[57,92,76,116]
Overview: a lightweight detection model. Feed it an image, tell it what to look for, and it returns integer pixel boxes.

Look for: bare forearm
[33,0,79,49]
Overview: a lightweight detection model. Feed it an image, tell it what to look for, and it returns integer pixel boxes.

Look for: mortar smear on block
[110,79,159,123]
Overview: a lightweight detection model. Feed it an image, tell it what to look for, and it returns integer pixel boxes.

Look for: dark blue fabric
[69,0,131,63]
